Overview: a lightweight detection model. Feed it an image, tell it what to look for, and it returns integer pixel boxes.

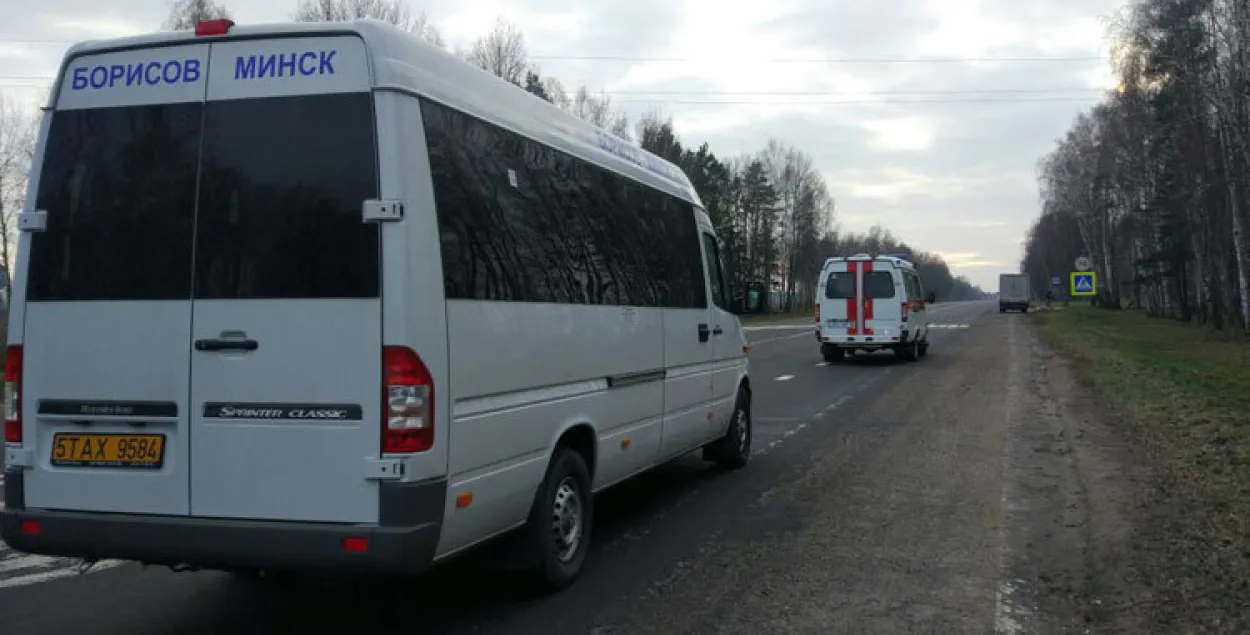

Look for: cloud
[0,0,1124,289]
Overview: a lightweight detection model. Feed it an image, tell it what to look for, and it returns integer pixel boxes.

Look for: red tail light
[382,346,433,453]
[901,301,909,322]
[815,303,820,323]
[4,344,22,444]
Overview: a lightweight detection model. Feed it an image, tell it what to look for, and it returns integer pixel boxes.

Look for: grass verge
[1034,306,1250,629]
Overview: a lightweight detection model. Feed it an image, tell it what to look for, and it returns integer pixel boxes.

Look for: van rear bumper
[0,474,446,575]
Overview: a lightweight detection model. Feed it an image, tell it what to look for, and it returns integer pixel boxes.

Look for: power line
[607,97,1099,105]
[531,54,1107,63]
[597,88,1105,96]
[0,37,1109,64]
[0,75,1115,97]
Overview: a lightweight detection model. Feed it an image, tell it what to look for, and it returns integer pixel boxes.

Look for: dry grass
[1035,306,1250,630]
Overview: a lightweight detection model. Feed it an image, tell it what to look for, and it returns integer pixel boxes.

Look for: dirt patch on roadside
[1021,321,1159,634]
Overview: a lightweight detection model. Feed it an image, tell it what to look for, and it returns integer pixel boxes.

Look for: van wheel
[919,340,929,357]
[821,344,844,363]
[524,447,593,592]
[897,340,920,362]
[704,388,752,469]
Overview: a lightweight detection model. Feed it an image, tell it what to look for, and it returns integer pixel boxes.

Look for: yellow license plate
[50,433,166,468]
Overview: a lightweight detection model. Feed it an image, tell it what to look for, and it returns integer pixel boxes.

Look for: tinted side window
[864,271,896,299]
[702,233,728,311]
[824,271,855,299]
[28,104,202,301]
[193,94,380,299]
[905,273,923,301]
[638,192,705,309]
[421,98,703,308]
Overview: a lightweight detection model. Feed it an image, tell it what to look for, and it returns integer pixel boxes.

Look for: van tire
[821,344,844,363]
[919,340,929,357]
[896,339,920,362]
[524,446,593,592]
[704,388,752,469]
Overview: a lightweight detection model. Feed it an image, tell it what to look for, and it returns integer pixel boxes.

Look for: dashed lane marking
[774,375,795,381]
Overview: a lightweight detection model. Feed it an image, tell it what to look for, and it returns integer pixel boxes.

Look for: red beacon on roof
[194,19,234,37]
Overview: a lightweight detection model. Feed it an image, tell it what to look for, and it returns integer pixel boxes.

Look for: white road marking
[774,375,795,381]
[0,559,126,589]
[742,323,812,332]
[750,331,813,345]
[815,362,829,367]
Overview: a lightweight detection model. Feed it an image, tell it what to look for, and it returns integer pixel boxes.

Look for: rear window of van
[27,93,379,301]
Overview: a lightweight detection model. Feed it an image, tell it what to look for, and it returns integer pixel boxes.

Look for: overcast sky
[0,0,1124,289]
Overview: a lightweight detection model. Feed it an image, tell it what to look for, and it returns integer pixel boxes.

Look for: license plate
[50,433,166,469]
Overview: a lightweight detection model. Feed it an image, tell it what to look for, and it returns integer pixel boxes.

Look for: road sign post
[1070,271,1097,297]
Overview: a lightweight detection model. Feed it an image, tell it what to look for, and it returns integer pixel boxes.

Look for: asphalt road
[1,301,1078,634]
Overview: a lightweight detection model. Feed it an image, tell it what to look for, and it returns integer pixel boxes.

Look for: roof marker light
[195,19,234,37]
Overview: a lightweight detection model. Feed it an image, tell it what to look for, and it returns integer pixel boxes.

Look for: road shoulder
[591,309,1137,634]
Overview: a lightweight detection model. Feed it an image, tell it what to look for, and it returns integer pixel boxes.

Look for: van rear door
[185,38,382,523]
[862,263,902,335]
[819,261,853,336]
[19,44,211,516]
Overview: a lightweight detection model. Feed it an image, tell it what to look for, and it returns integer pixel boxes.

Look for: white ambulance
[0,18,752,591]
[814,254,933,362]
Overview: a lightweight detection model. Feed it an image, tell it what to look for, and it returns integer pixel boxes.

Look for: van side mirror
[925,292,936,304]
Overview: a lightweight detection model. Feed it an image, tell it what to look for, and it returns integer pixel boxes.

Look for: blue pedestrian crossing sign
[1070,271,1097,296]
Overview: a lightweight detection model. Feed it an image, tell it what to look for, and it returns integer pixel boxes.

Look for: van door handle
[712,326,724,335]
[194,338,259,352]
[697,323,710,342]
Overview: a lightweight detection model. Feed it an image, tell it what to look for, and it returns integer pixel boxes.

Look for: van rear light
[901,301,909,322]
[194,19,234,36]
[19,520,40,536]
[383,346,433,453]
[815,303,820,323]
[341,536,369,553]
[4,344,22,444]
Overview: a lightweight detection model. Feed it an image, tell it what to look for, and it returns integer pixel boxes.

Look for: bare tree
[566,86,631,139]
[466,17,528,85]
[0,95,37,297]
[162,0,232,30]
[293,0,444,47]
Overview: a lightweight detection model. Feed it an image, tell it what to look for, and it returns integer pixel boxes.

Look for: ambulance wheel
[821,344,844,363]
[896,339,920,362]
[919,340,929,357]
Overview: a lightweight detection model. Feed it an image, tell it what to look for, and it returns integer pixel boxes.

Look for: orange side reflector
[455,492,474,508]
[620,438,631,449]
[742,344,753,354]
